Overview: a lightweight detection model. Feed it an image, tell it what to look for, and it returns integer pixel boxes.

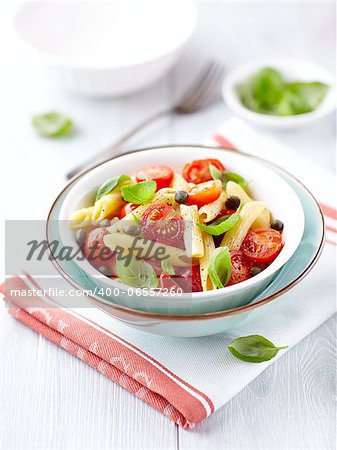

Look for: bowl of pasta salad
[56,146,305,315]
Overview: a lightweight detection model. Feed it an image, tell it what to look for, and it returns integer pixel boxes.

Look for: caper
[99,219,111,227]
[271,219,284,232]
[75,229,86,247]
[174,190,189,204]
[98,265,112,277]
[250,266,263,277]
[225,195,241,210]
[124,223,141,236]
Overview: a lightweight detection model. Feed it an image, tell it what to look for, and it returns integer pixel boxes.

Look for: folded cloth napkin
[2,118,336,429]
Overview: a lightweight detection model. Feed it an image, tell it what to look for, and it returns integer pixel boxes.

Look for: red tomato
[187,180,222,207]
[241,229,283,264]
[141,205,184,247]
[182,159,225,184]
[175,264,202,293]
[159,273,181,293]
[84,227,114,268]
[214,207,236,221]
[227,251,251,286]
[119,202,137,219]
[136,165,174,191]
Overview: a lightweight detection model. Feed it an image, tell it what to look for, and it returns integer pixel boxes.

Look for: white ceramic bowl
[56,146,305,314]
[14,1,197,97]
[222,59,336,129]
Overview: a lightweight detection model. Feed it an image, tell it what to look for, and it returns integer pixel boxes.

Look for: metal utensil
[67,61,224,180]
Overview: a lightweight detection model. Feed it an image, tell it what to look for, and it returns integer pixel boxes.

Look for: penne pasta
[199,231,217,291]
[221,201,267,250]
[103,232,191,267]
[180,204,204,258]
[92,192,124,221]
[225,181,271,229]
[171,173,190,192]
[68,206,94,229]
[121,188,177,222]
[199,192,225,223]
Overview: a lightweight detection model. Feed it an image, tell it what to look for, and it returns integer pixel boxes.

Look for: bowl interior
[223,59,336,126]
[15,1,197,67]
[57,146,305,301]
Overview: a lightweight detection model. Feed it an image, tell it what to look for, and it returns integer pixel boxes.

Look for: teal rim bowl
[47,146,324,318]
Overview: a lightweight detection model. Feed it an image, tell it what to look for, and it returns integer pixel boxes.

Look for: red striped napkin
[2,118,336,429]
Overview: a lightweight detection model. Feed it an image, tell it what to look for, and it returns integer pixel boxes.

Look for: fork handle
[66,107,171,180]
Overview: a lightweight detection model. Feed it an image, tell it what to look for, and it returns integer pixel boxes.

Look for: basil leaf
[95,174,131,201]
[208,246,231,288]
[209,163,223,181]
[228,335,288,363]
[210,164,248,190]
[131,213,140,223]
[161,259,175,275]
[223,172,248,189]
[197,212,239,236]
[121,181,156,204]
[238,67,329,116]
[32,112,73,138]
[116,257,158,288]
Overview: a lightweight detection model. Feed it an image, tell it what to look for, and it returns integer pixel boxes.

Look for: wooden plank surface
[0,2,336,449]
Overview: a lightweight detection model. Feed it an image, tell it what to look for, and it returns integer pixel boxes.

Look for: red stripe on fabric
[320,203,337,220]
[326,225,337,234]
[212,134,237,150]
[326,239,337,246]
[24,273,215,415]
[7,305,193,428]
[2,276,211,425]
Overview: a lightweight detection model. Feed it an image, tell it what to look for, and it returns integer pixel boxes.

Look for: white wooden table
[1,3,335,449]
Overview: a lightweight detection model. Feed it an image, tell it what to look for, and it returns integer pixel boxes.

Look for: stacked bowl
[47,146,324,337]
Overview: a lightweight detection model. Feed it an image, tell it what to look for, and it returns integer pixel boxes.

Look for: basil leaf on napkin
[228,335,288,363]
[197,212,240,236]
[121,181,156,204]
[208,246,231,288]
[116,257,158,289]
[95,175,131,201]
[32,112,73,138]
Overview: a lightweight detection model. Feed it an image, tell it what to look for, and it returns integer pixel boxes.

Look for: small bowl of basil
[222,59,336,129]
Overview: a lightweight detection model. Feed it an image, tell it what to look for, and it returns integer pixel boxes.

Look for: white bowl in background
[55,146,305,314]
[222,59,336,129]
[14,1,198,97]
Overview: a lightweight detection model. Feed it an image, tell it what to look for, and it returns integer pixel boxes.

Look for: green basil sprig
[208,246,231,288]
[228,335,288,363]
[32,112,73,138]
[161,259,175,275]
[121,181,156,204]
[197,212,240,236]
[95,174,131,201]
[209,164,247,189]
[115,257,158,289]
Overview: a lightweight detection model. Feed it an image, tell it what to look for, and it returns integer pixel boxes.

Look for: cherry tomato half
[227,251,251,286]
[159,273,181,293]
[136,165,174,191]
[175,264,202,293]
[119,202,137,219]
[84,227,114,267]
[141,205,184,247]
[241,229,283,264]
[187,180,222,207]
[182,159,225,184]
